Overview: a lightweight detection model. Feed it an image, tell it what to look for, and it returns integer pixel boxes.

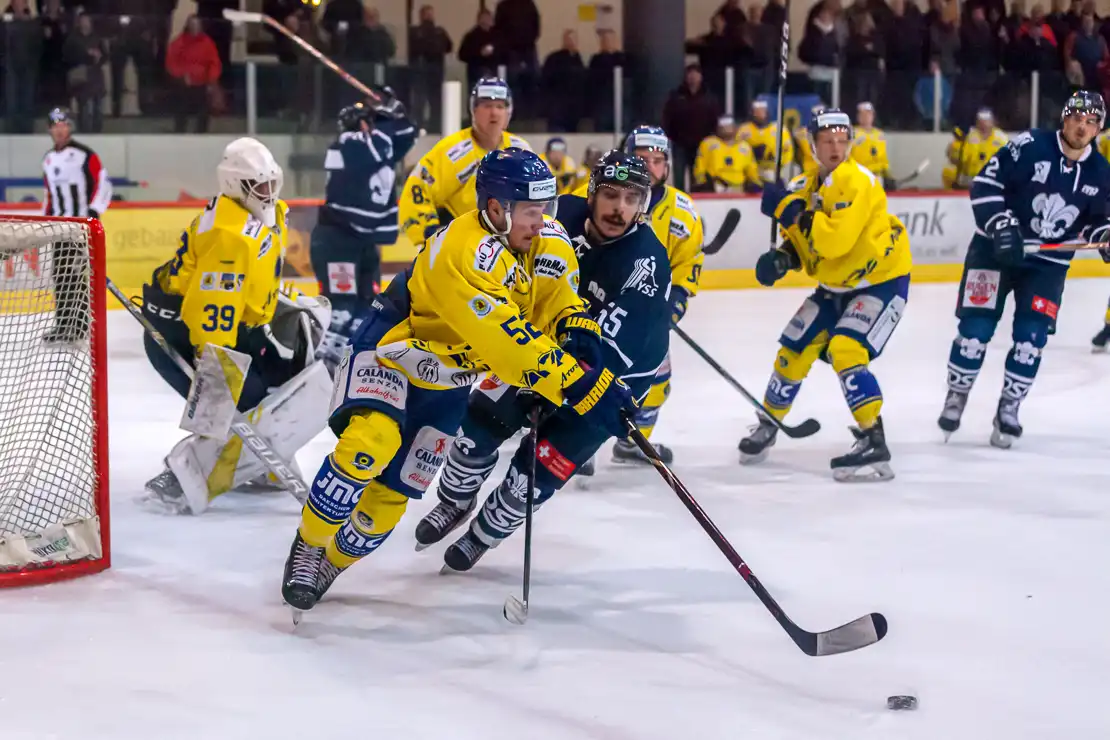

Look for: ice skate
[578,455,596,476]
[937,389,969,441]
[1092,325,1110,353]
[738,419,778,464]
[314,558,347,602]
[831,417,893,482]
[41,324,88,347]
[414,497,476,551]
[990,400,1023,449]
[612,438,672,465]
[281,532,326,616]
[140,467,191,515]
[440,529,490,573]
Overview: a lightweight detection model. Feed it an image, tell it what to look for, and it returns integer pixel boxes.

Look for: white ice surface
[3,280,1110,740]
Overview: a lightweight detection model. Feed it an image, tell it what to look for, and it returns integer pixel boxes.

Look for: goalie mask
[218,137,284,228]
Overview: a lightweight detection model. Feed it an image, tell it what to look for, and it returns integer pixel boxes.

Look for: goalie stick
[702,208,741,255]
[105,277,310,505]
[504,406,542,625]
[894,158,930,189]
[673,325,820,439]
[624,418,888,656]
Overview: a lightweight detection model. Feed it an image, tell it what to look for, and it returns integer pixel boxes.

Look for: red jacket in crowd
[166,31,222,87]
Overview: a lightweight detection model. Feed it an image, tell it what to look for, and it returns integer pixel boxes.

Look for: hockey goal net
[0,215,110,587]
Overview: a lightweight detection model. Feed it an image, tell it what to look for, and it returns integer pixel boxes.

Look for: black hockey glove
[563,366,638,439]
[987,212,1024,266]
[754,243,801,287]
[556,313,604,371]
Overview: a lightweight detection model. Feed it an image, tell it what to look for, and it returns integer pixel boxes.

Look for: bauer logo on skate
[963,269,1001,309]
[400,426,449,493]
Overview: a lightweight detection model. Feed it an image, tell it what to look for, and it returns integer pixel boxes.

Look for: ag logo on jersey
[1031,192,1078,239]
[621,256,659,297]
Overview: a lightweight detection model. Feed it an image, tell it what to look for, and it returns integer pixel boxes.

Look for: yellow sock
[325,481,410,568]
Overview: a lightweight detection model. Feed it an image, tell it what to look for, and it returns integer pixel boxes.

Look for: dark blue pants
[310,221,382,333]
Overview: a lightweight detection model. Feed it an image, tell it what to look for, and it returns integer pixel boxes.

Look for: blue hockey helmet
[475,148,558,236]
[808,107,853,144]
[470,77,513,119]
[1062,89,1106,128]
[623,125,671,157]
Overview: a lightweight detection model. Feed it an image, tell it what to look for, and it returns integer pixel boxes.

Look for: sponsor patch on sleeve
[469,293,495,318]
[533,254,568,278]
[473,239,502,272]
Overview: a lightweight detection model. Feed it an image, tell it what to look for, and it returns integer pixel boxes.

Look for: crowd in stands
[0,0,1099,138]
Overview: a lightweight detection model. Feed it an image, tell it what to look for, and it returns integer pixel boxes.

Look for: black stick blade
[801,612,888,656]
[703,208,741,255]
[780,417,821,439]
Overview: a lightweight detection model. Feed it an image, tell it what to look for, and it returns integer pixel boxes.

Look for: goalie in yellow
[740,109,912,482]
[398,77,530,245]
[140,137,332,515]
[279,149,639,615]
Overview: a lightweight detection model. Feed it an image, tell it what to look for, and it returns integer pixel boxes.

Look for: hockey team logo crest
[622,256,659,297]
[1030,192,1079,239]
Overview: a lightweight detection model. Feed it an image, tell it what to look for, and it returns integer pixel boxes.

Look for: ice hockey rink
[4,278,1110,740]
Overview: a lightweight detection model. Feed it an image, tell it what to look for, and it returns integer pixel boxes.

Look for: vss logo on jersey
[622,256,659,297]
[1031,192,1078,239]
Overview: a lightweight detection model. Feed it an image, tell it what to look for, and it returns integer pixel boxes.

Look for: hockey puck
[886,695,917,711]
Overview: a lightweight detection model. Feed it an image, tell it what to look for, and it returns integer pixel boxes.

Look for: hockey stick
[105,277,309,504]
[672,325,820,439]
[1037,240,1110,252]
[766,5,790,252]
[894,158,930,189]
[504,405,542,625]
[703,208,741,255]
[624,418,887,656]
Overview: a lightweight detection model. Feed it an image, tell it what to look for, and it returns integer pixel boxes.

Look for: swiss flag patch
[536,439,576,481]
[1031,295,1059,320]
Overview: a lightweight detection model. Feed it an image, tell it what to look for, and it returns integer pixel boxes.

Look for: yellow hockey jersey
[851,127,890,179]
[693,136,760,191]
[775,161,912,291]
[1098,131,1110,162]
[377,211,588,404]
[943,127,1007,188]
[151,195,288,351]
[794,127,817,174]
[739,121,794,183]
[541,153,579,195]
[398,128,531,245]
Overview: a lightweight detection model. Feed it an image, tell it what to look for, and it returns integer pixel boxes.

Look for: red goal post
[0,215,110,587]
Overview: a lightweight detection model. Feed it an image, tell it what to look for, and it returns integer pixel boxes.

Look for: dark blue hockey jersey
[970,128,1110,266]
[556,194,670,398]
[319,117,417,244]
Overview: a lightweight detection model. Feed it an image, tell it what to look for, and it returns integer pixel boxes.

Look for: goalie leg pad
[180,344,251,440]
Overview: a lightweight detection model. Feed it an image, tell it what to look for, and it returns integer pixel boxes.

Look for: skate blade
[135,491,191,516]
[989,430,1015,449]
[439,562,468,575]
[414,540,435,552]
[739,449,768,466]
[503,596,528,625]
[290,607,303,626]
[610,454,650,467]
[832,462,894,483]
[1092,345,1108,354]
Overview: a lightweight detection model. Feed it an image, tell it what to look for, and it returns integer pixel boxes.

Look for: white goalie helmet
[217,137,284,227]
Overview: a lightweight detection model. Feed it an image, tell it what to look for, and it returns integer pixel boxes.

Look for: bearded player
[740,109,913,481]
[397,77,530,246]
[938,90,1110,448]
[413,151,670,571]
[279,149,638,615]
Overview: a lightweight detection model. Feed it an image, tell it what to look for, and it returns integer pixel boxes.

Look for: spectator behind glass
[587,29,627,132]
[845,12,884,111]
[540,29,585,132]
[166,14,221,133]
[409,4,453,131]
[39,0,69,113]
[662,63,722,190]
[494,0,540,118]
[458,9,499,90]
[685,13,741,103]
[881,0,924,129]
[194,0,235,83]
[322,0,365,58]
[800,1,842,104]
[64,11,107,133]
[1012,8,1066,125]
[3,0,41,133]
[761,0,787,30]
[1064,12,1107,90]
[356,8,395,65]
[716,0,748,37]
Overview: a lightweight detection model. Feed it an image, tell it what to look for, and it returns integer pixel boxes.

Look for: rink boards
[3,192,1110,305]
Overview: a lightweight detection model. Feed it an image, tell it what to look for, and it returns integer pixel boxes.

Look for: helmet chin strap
[479,205,513,243]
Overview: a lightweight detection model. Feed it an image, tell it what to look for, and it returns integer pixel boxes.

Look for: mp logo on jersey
[1031,192,1079,239]
[622,256,658,297]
